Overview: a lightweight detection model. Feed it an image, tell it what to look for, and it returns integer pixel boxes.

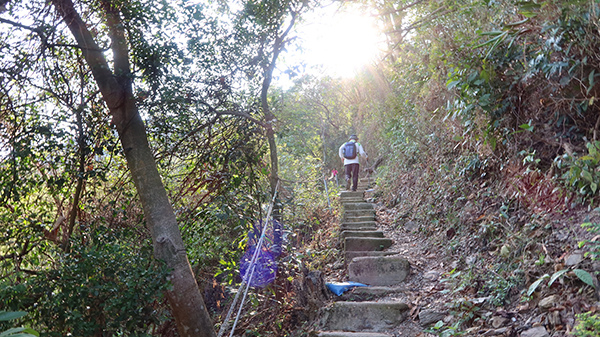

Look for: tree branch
[385,6,451,36]
[50,0,124,112]
[63,104,86,251]
[216,109,266,127]
[312,100,339,129]
[0,17,101,51]
[375,0,427,17]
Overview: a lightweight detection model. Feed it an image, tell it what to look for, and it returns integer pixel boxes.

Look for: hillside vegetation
[319,0,600,335]
[1,0,600,336]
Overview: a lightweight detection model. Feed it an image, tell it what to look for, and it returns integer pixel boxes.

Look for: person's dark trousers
[344,163,360,191]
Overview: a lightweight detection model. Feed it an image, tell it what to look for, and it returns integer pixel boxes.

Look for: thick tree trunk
[50,1,215,336]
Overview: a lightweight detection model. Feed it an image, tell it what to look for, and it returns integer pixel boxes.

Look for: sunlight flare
[300,6,384,78]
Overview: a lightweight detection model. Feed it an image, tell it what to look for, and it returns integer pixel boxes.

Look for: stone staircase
[317,179,412,337]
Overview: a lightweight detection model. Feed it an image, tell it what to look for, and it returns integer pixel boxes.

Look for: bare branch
[216,109,266,127]
[51,0,124,112]
[312,100,339,129]
[0,17,100,50]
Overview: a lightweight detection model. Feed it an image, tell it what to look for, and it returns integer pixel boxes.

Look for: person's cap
[349,134,358,140]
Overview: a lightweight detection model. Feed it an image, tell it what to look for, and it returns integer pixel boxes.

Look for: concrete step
[340,231,384,239]
[340,197,365,204]
[341,226,378,233]
[339,286,406,301]
[319,301,409,332]
[345,251,398,262]
[343,208,375,216]
[341,221,377,229]
[342,214,376,223]
[343,203,374,211]
[344,237,393,252]
[318,332,392,337]
[339,191,363,199]
[348,256,410,286]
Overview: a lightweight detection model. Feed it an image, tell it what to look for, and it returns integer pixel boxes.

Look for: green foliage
[573,312,600,337]
[426,320,463,337]
[480,272,521,307]
[0,229,169,336]
[559,142,600,196]
[527,268,596,297]
[426,295,483,336]
[0,312,38,337]
[581,221,600,260]
[456,154,489,179]
[0,328,37,337]
[573,269,595,287]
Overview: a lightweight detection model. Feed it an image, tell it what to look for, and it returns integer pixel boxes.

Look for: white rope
[217,181,280,337]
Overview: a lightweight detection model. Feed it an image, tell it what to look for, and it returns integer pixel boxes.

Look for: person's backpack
[343,142,357,159]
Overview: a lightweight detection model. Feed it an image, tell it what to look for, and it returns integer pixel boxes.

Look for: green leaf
[516,1,542,10]
[519,123,533,131]
[447,80,461,90]
[581,170,594,183]
[519,11,538,18]
[573,269,595,288]
[0,328,25,336]
[0,327,38,337]
[505,18,530,27]
[527,274,549,296]
[22,328,39,337]
[0,312,27,322]
[474,32,507,49]
[587,142,599,156]
[549,269,569,286]
[479,30,505,36]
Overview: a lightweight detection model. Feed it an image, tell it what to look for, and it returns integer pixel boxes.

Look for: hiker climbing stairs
[317,179,413,337]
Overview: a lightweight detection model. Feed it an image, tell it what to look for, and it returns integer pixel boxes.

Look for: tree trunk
[50,1,215,336]
[262,52,282,222]
[260,11,297,222]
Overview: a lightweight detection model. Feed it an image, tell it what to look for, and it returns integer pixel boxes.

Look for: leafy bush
[581,221,600,261]
[559,142,600,196]
[0,229,169,336]
[0,311,38,337]
[526,267,596,297]
[573,312,600,337]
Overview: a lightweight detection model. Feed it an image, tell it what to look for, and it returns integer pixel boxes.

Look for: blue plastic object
[239,219,283,288]
[325,282,368,296]
[239,247,276,287]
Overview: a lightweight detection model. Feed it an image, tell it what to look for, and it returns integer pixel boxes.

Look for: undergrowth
[367,3,600,335]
